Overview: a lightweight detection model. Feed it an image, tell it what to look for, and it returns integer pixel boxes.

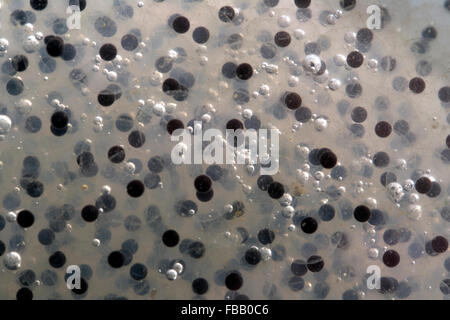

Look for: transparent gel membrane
[0,0,449,300]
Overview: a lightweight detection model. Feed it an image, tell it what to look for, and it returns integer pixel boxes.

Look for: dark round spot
[16,287,33,300]
[94,16,117,37]
[439,279,450,295]
[380,56,397,71]
[378,277,398,294]
[176,200,198,217]
[24,180,44,197]
[375,121,392,138]
[6,78,24,96]
[318,149,337,169]
[380,171,397,187]
[225,272,243,291]
[108,251,125,268]
[409,77,426,93]
[99,43,117,61]
[17,210,34,228]
[351,106,367,123]
[383,229,400,245]
[143,173,160,189]
[226,119,244,131]
[46,36,64,57]
[283,92,302,109]
[218,6,235,22]
[393,120,409,135]
[196,189,214,202]
[194,175,212,193]
[350,124,365,137]
[356,28,373,44]
[25,116,42,133]
[81,205,99,222]
[49,251,66,268]
[128,130,146,148]
[294,0,311,8]
[188,241,205,259]
[166,119,184,135]
[51,111,69,129]
[130,263,147,281]
[438,86,450,103]
[162,78,180,96]
[221,62,237,79]
[121,34,139,51]
[18,269,36,287]
[127,180,145,198]
[147,156,164,174]
[172,16,190,34]
[61,43,77,61]
[124,216,141,232]
[38,228,55,245]
[288,276,305,292]
[267,182,285,199]
[11,55,29,72]
[422,26,437,39]
[30,0,48,10]
[347,51,364,68]
[354,205,371,222]
[345,82,362,98]
[257,175,273,191]
[441,149,450,164]
[427,182,441,198]
[291,259,308,276]
[415,177,432,194]
[431,236,448,253]
[53,18,69,35]
[274,31,291,47]
[155,56,173,73]
[245,247,261,265]
[318,204,335,221]
[162,230,180,247]
[342,289,359,300]
[108,146,126,164]
[260,43,277,59]
[300,217,318,234]
[257,228,275,245]
[115,114,134,132]
[373,152,390,168]
[236,63,253,80]
[294,106,312,123]
[192,278,209,295]
[383,250,400,267]
[72,278,88,295]
[307,255,324,272]
[192,26,210,44]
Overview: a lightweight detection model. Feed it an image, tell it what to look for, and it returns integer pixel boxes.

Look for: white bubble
[303,54,322,74]
[166,269,177,280]
[4,252,21,270]
[0,115,12,135]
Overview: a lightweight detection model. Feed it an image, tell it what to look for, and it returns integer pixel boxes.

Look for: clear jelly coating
[0,0,449,300]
